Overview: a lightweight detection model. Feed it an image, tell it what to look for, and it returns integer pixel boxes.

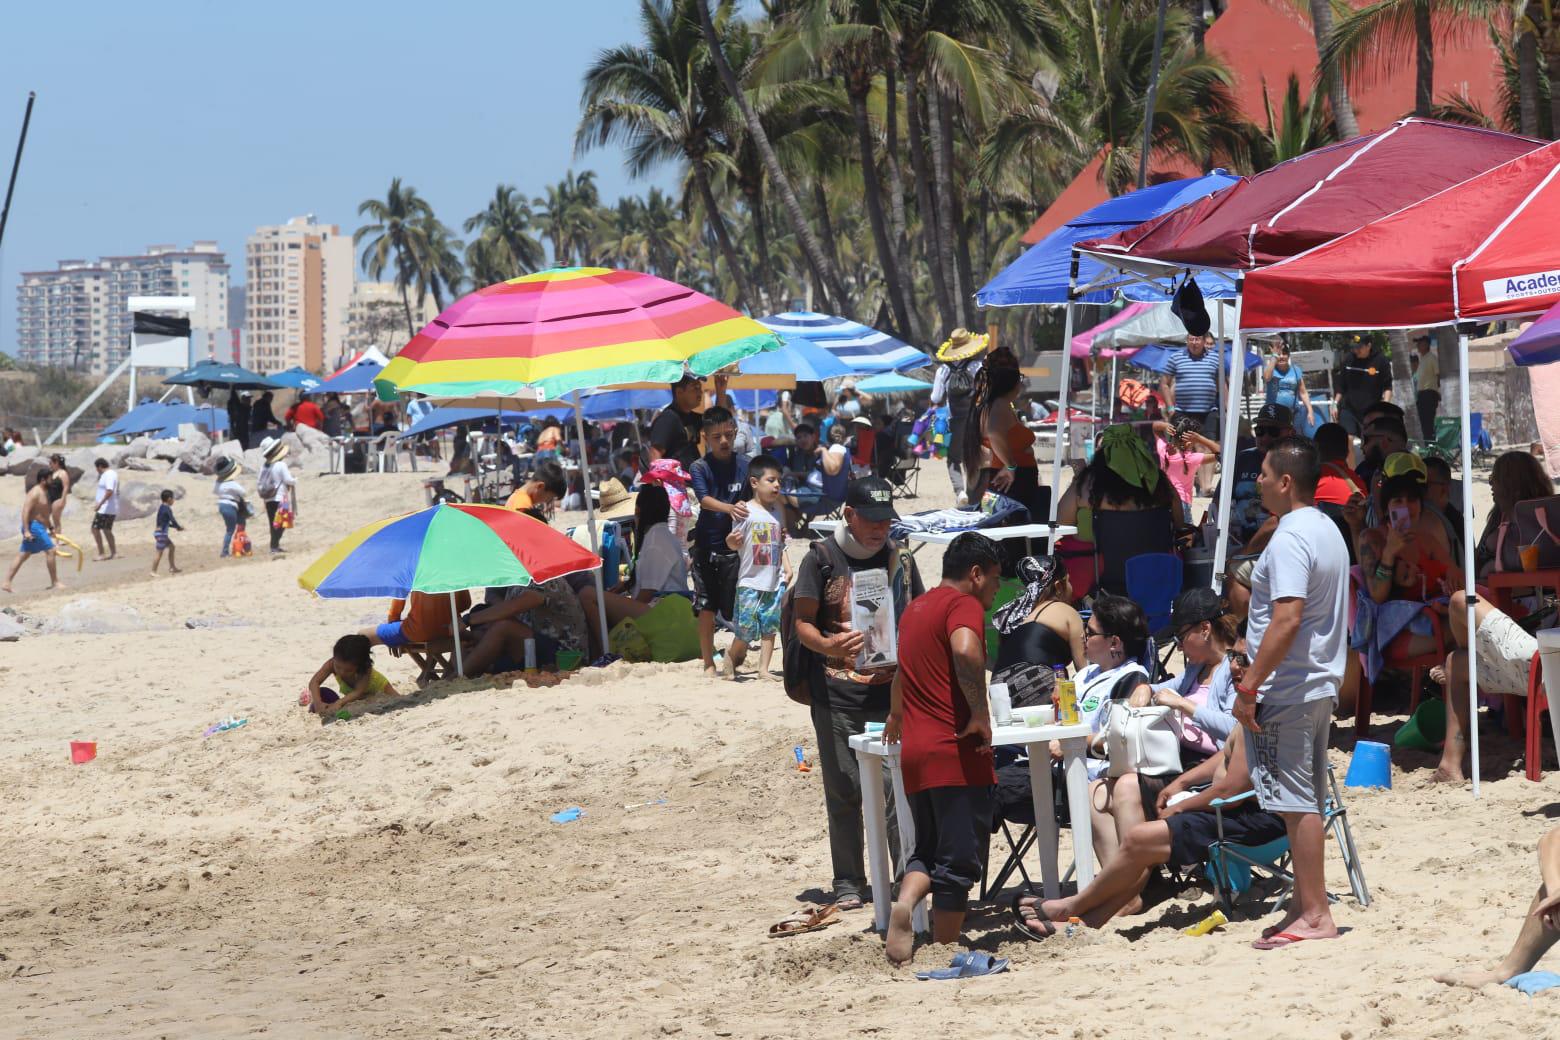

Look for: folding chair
[1091,508,1175,598]
[885,454,921,499]
[1204,764,1370,914]
[391,640,460,684]
[1126,552,1183,635]
[979,756,1075,900]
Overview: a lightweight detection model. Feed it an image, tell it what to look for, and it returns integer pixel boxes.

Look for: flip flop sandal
[768,904,840,938]
[1252,931,1336,950]
[1009,894,1058,941]
[916,951,1010,981]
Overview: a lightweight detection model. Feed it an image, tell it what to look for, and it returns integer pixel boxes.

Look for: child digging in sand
[301,634,400,715]
[151,490,183,574]
[723,454,791,679]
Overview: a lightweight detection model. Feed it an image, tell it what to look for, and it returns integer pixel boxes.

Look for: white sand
[2,454,1557,1039]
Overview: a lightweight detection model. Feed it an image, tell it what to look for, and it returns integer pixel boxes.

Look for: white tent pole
[1108,351,1119,425]
[1048,252,1079,552]
[1459,331,1480,798]
[449,590,466,678]
[1210,281,1245,585]
[572,390,612,651]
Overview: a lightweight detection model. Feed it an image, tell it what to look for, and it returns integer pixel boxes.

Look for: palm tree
[463,185,544,285]
[413,214,465,313]
[578,0,756,310]
[1305,0,1361,137]
[534,171,607,267]
[1242,72,1339,171]
[355,178,434,337]
[1321,0,1498,119]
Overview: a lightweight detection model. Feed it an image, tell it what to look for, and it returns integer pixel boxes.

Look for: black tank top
[993,617,1073,675]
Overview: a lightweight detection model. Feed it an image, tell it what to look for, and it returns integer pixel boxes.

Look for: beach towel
[1350,590,1433,683]
[890,496,1026,541]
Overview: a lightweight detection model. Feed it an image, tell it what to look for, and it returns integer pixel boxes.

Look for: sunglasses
[1226,649,1250,668]
[1255,425,1283,437]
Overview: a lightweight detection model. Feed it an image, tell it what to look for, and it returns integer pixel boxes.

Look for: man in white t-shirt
[1233,436,1348,951]
[91,458,120,561]
[724,455,791,679]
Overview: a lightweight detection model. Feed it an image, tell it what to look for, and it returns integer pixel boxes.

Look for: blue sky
[0,0,681,354]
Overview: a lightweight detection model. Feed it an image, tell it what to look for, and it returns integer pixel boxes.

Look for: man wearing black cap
[1334,337,1392,436]
[791,476,925,912]
[1412,333,1441,442]
[648,374,705,470]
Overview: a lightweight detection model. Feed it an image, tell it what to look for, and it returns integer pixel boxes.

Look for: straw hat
[936,327,991,363]
[215,456,240,481]
[260,436,289,463]
[595,478,637,520]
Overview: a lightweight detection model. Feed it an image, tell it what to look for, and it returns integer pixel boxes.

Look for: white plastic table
[848,719,1095,934]
[805,521,1076,556]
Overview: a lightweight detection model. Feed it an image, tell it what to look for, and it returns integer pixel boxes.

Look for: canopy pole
[572,390,612,652]
[1108,351,1118,425]
[1459,332,1480,798]
[1210,282,1245,585]
[449,590,466,678]
[1048,252,1080,552]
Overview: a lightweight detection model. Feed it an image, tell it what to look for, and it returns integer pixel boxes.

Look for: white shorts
[1474,609,1537,696]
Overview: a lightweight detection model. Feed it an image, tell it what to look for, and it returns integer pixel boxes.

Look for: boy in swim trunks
[4,479,61,593]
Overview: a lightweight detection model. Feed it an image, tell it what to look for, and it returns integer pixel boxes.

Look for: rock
[111,436,153,467]
[296,449,332,474]
[116,480,180,521]
[148,437,183,462]
[0,613,22,641]
[176,424,212,459]
[65,447,100,474]
[200,441,243,476]
[240,448,265,473]
[293,424,331,452]
[3,445,40,475]
[122,456,159,471]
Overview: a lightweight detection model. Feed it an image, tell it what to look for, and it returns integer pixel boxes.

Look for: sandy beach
[3,457,1559,1040]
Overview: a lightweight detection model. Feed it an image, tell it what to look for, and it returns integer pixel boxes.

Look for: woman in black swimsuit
[45,454,70,533]
[990,554,1085,706]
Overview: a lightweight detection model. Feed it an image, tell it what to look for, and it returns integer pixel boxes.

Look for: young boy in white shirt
[724,454,792,679]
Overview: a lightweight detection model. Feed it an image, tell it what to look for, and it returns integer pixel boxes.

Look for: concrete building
[15,242,230,375]
[244,215,355,373]
[340,281,438,367]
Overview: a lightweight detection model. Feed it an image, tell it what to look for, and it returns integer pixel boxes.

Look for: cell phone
[1389,504,1411,532]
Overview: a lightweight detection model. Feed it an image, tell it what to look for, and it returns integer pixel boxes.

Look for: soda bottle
[1053,665,1078,725]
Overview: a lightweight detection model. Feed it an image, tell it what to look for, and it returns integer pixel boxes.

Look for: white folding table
[848,720,1095,934]
[806,521,1076,557]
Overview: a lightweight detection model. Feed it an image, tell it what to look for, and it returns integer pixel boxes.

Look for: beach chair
[885,453,921,499]
[391,639,459,684]
[1091,508,1175,598]
[1204,764,1370,914]
[1126,553,1182,637]
[1353,602,1447,739]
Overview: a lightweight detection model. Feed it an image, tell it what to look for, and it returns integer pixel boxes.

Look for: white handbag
[1104,703,1184,778]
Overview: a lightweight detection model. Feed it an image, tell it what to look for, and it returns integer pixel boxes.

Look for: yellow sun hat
[936,327,991,363]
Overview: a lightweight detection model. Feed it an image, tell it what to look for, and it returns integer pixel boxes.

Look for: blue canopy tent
[399,406,527,439]
[102,400,170,438]
[974,172,1242,307]
[103,401,228,440]
[163,359,284,391]
[759,312,927,373]
[856,372,932,395]
[316,360,385,395]
[270,367,324,391]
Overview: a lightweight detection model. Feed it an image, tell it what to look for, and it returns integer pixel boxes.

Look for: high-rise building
[15,242,230,375]
[244,215,355,373]
[340,281,438,367]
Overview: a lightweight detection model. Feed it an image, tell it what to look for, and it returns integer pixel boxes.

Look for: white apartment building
[340,281,438,366]
[16,242,230,375]
[244,215,354,373]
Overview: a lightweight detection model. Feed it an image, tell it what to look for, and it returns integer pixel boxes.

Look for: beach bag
[230,526,253,558]
[608,617,653,663]
[257,464,281,500]
[1104,702,1183,778]
[272,506,294,531]
[631,594,700,663]
[780,539,848,706]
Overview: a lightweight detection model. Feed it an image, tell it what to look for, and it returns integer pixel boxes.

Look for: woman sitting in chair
[991,555,1084,708]
[1073,597,1155,869]
[576,485,691,631]
[1054,425,1178,598]
[1472,450,1555,581]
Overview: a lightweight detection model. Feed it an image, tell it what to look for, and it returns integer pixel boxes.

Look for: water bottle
[989,682,1013,727]
[523,638,537,671]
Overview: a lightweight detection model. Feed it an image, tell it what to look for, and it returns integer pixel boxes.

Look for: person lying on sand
[1437,826,1560,988]
[301,634,401,714]
[1011,728,1284,938]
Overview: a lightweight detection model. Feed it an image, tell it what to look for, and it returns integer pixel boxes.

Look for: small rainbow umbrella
[299,503,600,676]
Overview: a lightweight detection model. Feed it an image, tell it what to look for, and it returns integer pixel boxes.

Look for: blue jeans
[218,503,238,556]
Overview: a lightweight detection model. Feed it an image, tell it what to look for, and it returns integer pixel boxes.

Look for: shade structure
[299,502,601,600]
[855,372,932,395]
[376,267,781,403]
[331,346,391,378]
[1071,300,1240,354]
[104,400,228,438]
[163,360,284,391]
[317,359,385,395]
[976,171,1241,307]
[270,367,323,391]
[735,333,855,382]
[399,406,526,439]
[758,312,926,373]
[1509,303,1560,366]
[1240,139,1560,331]
[1081,119,1543,276]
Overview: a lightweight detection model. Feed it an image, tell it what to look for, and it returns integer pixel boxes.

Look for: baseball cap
[1170,587,1226,631]
[1254,402,1293,428]
[1382,451,1427,483]
[846,476,898,522]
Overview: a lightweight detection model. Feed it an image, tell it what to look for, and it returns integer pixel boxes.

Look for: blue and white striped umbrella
[759,312,928,373]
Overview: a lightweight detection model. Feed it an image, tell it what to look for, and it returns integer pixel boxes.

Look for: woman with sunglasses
[1149,588,1242,767]
[990,555,1085,708]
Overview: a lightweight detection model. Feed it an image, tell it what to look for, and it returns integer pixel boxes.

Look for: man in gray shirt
[1234,436,1349,950]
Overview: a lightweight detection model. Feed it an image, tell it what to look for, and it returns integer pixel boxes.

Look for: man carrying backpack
[788,476,925,912]
[930,329,990,507]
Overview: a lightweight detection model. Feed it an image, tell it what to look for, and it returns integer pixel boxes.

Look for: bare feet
[1434,966,1510,989]
[1430,765,1467,784]
[885,902,915,966]
[0,583,10,593]
[170,566,182,574]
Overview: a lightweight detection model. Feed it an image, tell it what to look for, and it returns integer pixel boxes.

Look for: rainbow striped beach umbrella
[375,267,782,403]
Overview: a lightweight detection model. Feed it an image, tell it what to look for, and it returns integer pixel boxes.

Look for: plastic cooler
[1539,630,1560,764]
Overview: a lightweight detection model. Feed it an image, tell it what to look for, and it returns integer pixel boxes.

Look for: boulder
[241,448,265,473]
[176,424,212,460]
[111,436,153,466]
[117,480,180,521]
[293,423,331,452]
[122,456,160,472]
[148,437,183,462]
[3,445,40,475]
[297,449,333,474]
[200,440,243,476]
[65,447,100,474]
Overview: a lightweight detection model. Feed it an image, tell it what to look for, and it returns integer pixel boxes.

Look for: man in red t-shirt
[1312,422,1366,506]
[292,395,325,431]
[883,532,1003,966]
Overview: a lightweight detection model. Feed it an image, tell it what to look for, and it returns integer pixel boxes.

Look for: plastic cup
[556,649,583,672]
[69,741,96,765]
[1521,543,1541,573]
[1344,739,1393,789]
[1019,706,1057,727]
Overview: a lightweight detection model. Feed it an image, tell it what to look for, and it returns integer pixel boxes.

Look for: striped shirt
[1166,350,1222,415]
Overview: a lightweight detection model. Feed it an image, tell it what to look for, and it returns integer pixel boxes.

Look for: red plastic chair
[1355,607,1448,738]
[1527,652,1549,782]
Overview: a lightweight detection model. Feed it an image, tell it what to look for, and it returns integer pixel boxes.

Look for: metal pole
[1211,281,1245,584]
[448,589,465,678]
[1137,0,1170,190]
[1048,252,1080,552]
[0,92,37,252]
[1458,331,1480,798]
[572,390,612,650]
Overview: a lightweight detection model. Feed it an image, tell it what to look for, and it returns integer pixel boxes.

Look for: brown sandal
[768,904,841,938]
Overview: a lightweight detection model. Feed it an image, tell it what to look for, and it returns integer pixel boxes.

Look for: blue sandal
[915,951,1009,981]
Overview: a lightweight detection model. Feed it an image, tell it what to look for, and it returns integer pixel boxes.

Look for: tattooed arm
[950,627,993,748]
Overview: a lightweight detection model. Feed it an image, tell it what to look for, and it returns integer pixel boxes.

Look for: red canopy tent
[1235,139,1560,798]
[1079,119,1542,275]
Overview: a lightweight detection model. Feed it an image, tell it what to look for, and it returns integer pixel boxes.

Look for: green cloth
[1099,425,1160,492]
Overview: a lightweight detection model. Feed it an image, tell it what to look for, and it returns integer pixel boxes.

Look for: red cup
[69,741,96,765]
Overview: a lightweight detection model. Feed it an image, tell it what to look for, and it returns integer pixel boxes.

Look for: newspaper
[849,568,897,671]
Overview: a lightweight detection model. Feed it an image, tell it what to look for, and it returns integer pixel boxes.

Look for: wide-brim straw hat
[936,327,991,363]
[596,478,637,520]
[260,437,289,463]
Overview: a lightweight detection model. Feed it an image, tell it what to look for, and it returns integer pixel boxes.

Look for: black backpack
[780,538,913,706]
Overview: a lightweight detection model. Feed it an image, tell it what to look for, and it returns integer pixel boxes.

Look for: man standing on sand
[882,532,1002,966]
[90,458,119,562]
[1412,333,1441,442]
[1233,436,1349,950]
[4,478,61,592]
